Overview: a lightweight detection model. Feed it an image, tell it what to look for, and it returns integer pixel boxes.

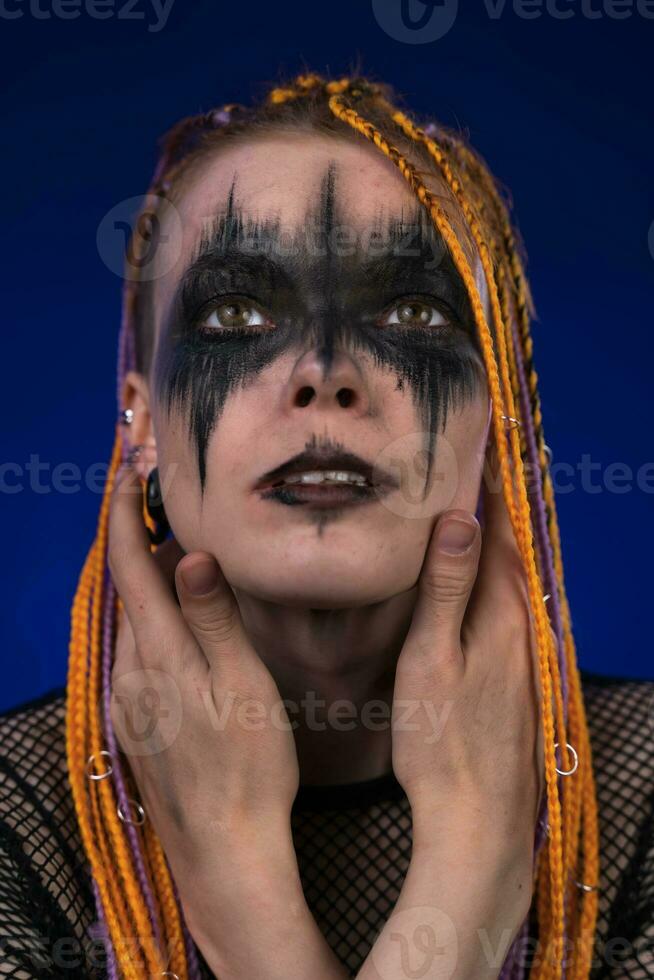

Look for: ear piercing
[121,440,169,543]
[120,411,145,470]
[126,444,145,468]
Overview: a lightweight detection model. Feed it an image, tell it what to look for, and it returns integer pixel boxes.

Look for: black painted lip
[253,447,399,493]
[257,481,392,509]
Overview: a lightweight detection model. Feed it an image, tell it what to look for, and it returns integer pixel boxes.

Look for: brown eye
[381,300,448,329]
[200,298,271,331]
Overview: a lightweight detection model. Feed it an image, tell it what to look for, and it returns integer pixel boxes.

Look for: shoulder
[579,667,654,825]
[579,667,654,777]
[580,666,654,717]
[0,685,85,855]
[0,685,70,811]
[0,684,84,856]
[578,669,654,975]
[0,684,93,891]
[0,687,101,973]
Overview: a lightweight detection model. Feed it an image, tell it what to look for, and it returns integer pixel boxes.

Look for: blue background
[1,0,652,712]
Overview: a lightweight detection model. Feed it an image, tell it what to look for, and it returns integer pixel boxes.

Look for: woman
[0,71,652,980]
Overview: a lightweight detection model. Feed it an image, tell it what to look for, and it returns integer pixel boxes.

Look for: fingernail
[437,517,478,555]
[180,558,219,595]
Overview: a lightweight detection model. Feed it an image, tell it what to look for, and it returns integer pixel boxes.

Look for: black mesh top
[0,670,653,979]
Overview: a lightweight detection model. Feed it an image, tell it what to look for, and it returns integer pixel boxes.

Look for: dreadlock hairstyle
[66,70,600,979]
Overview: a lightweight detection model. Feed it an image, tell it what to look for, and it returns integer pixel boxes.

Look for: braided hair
[66,70,600,979]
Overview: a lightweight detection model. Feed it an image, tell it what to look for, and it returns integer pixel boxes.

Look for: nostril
[296,386,314,407]
[293,386,358,408]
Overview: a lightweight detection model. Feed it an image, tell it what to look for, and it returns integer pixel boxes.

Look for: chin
[225,560,416,609]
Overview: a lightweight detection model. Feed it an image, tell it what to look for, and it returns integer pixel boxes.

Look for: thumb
[175,552,249,661]
[407,509,482,663]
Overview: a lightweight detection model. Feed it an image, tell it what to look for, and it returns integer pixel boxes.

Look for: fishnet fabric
[0,670,652,978]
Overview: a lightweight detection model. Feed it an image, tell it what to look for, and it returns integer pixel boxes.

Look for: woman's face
[136,133,491,608]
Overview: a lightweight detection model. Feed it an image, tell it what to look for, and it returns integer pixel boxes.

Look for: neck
[233,587,418,785]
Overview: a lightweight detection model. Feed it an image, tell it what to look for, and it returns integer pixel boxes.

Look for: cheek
[438,395,491,514]
[151,409,206,552]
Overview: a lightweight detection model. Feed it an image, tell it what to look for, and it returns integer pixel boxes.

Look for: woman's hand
[108,463,300,864]
[358,436,548,979]
[391,434,546,854]
[107,463,348,980]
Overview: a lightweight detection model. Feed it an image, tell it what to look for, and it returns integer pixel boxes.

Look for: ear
[120,370,157,481]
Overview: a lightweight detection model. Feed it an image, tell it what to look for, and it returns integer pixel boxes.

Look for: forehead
[181,133,427,229]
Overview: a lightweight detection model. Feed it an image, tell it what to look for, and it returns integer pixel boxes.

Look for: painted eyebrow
[166,214,471,324]
[184,201,450,271]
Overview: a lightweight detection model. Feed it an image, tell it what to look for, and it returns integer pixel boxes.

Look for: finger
[477,437,557,663]
[112,596,138,675]
[404,508,481,668]
[151,537,186,603]
[175,552,257,668]
[473,435,529,616]
[481,430,520,548]
[107,464,189,651]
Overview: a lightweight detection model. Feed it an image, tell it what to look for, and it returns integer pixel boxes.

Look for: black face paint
[152,162,486,495]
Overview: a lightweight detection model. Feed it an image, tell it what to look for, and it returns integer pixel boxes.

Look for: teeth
[283,470,370,486]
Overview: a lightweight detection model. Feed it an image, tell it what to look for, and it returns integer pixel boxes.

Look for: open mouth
[252,447,399,508]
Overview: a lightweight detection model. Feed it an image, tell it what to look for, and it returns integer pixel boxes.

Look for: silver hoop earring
[126,444,145,468]
[554,742,578,776]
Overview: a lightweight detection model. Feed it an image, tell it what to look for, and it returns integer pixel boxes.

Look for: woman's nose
[281,348,372,417]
